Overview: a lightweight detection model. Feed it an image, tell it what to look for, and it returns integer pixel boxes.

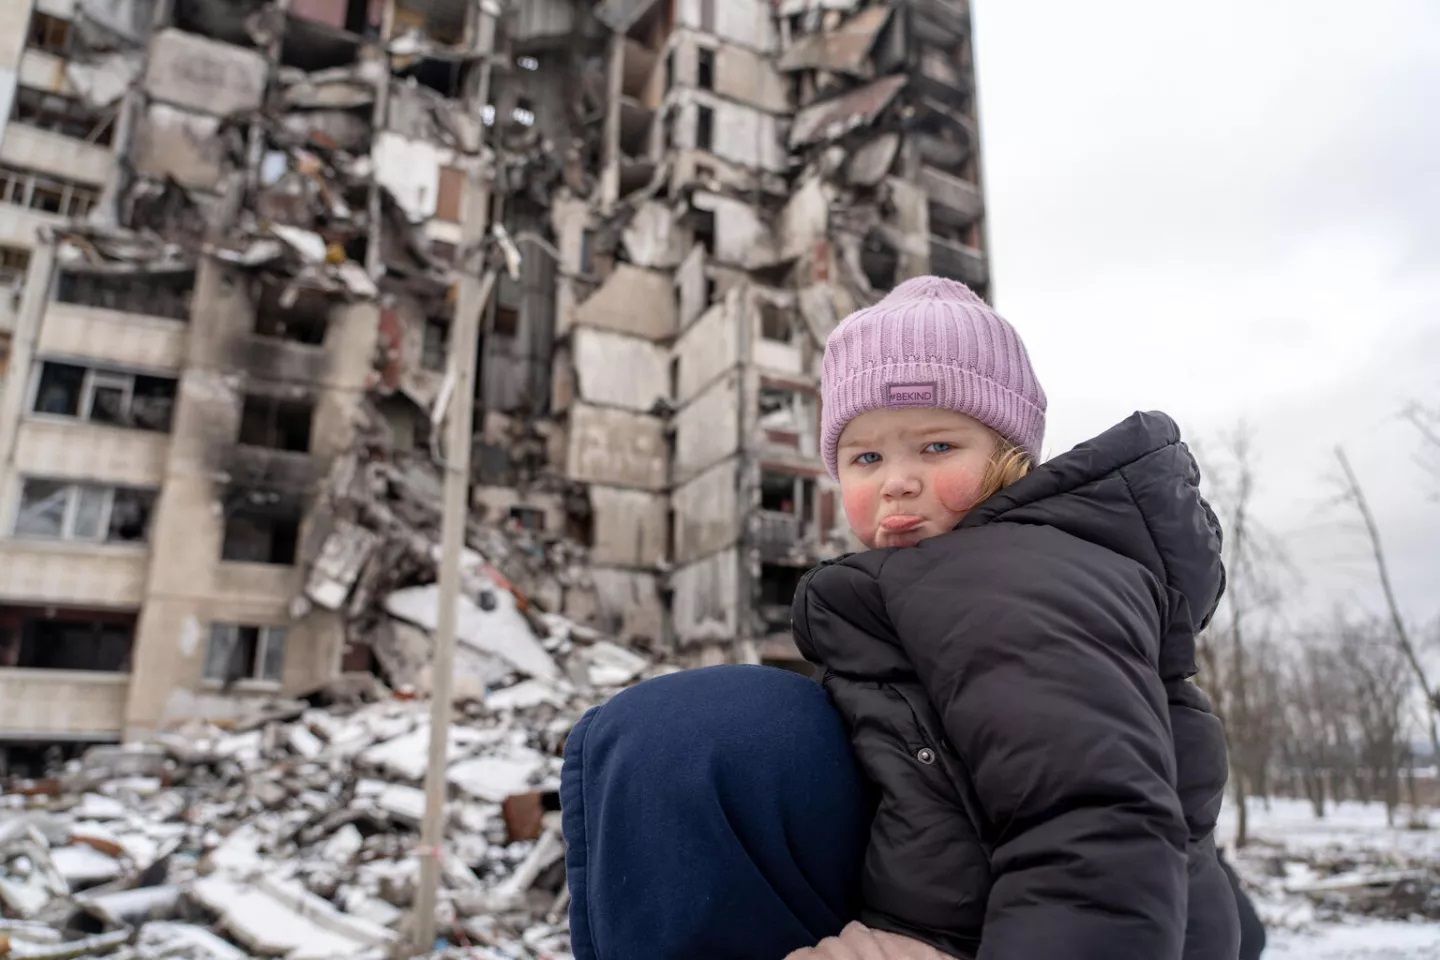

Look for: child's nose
[880,470,922,499]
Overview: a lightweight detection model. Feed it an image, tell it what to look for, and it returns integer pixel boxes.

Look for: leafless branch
[1334,446,1440,763]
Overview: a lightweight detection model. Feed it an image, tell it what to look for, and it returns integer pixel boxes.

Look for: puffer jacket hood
[960,409,1226,636]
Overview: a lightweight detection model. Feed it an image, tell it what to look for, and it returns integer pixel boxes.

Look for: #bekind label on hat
[887,382,937,406]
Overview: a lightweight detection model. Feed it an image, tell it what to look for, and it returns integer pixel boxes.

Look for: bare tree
[1279,641,1348,819]
[1337,617,1413,824]
[1334,448,1440,767]
[1196,428,1293,846]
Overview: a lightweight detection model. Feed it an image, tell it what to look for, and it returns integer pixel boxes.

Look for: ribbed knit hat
[821,276,1047,478]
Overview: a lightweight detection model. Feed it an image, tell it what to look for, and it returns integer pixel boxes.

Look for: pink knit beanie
[821,276,1047,479]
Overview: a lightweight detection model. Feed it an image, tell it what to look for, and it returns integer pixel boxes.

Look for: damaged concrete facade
[0,0,992,748]
[514,0,992,665]
[0,0,504,749]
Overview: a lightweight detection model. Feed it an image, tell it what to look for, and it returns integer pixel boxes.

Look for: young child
[790,276,1238,960]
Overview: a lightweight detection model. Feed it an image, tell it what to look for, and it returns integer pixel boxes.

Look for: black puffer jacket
[792,411,1238,960]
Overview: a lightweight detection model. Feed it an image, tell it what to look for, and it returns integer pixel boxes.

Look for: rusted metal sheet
[789,73,906,148]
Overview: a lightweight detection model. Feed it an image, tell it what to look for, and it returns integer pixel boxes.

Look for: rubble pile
[1264,850,1440,924]
[0,605,662,958]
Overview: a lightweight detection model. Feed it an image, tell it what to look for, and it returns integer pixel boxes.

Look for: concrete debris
[0,589,665,956]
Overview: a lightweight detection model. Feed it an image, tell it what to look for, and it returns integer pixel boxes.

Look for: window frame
[12,477,156,545]
[27,360,177,433]
[203,623,288,687]
[0,163,101,219]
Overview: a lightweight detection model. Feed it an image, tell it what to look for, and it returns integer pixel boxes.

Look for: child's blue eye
[924,442,953,454]
[853,452,881,465]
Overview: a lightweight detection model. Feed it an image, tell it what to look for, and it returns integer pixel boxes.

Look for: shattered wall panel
[776,5,892,76]
[673,369,741,484]
[692,191,779,269]
[571,264,676,341]
[588,568,665,649]
[671,457,740,564]
[779,175,829,263]
[588,486,667,568]
[789,73,906,148]
[132,104,228,192]
[621,201,687,269]
[675,94,786,174]
[565,402,667,491]
[672,296,739,402]
[671,546,741,647]
[374,132,443,223]
[143,29,268,117]
[675,244,708,330]
[572,327,670,413]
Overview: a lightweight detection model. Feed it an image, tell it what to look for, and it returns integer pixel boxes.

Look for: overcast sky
[972,0,1440,633]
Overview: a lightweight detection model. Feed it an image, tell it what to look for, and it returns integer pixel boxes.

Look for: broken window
[11,87,114,146]
[400,57,466,98]
[491,304,519,337]
[238,395,314,453]
[422,316,448,371]
[255,287,328,345]
[31,361,178,432]
[695,105,714,151]
[0,245,30,288]
[204,624,287,685]
[221,501,302,565]
[509,506,545,532]
[697,48,716,90]
[759,387,804,437]
[693,208,716,255]
[27,12,70,55]
[761,471,802,514]
[55,268,194,321]
[14,479,156,544]
[0,163,99,219]
[758,301,792,342]
[1,606,136,672]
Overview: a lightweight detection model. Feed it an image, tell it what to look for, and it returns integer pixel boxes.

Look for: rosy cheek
[934,467,985,515]
[842,485,877,532]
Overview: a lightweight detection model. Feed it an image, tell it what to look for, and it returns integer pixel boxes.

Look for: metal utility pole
[411,3,498,953]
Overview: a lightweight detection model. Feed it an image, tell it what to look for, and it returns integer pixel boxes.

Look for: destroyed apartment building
[0,0,992,758]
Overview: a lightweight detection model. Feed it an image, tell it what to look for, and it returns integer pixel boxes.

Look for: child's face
[836,408,999,549]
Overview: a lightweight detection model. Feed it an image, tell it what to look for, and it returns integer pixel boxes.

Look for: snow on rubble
[1222,797,1440,958]
[0,594,672,959]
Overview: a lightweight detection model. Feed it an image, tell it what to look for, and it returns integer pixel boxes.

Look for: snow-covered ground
[1218,797,1440,958]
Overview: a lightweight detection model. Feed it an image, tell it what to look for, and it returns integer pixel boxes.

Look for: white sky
[972,0,1440,632]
